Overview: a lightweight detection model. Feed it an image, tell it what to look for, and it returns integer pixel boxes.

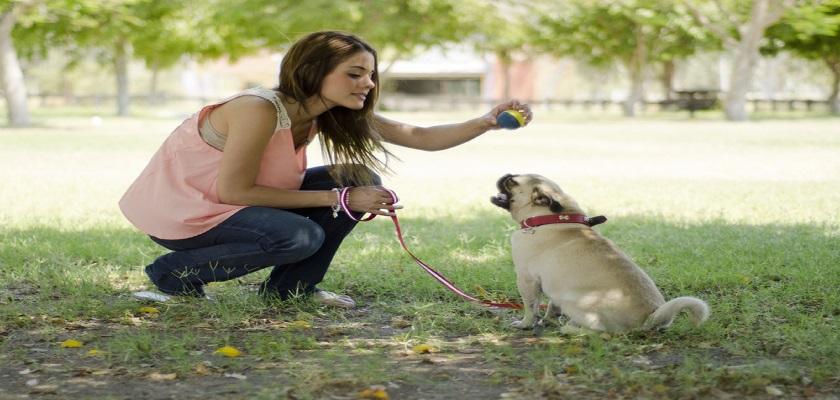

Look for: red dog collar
[520,214,607,229]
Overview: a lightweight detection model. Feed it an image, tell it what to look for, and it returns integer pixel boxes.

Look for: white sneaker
[313,289,355,308]
[132,290,172,302]
[132,290,215,302]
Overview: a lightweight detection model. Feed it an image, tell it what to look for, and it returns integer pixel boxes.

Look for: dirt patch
[1,300,838,400]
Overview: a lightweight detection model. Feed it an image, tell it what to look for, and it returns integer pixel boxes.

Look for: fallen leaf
[147,372,177,381]
[25,379,38,386]
[214,345,242,357]
[85,349,104,357]
[390,317,412,328]
[224,372,247,380]
[564,345,583,355]
[630,355,652,367]
[90,369,112,376]
[411,344,437,354]
[138,306,159,314]
[60,339,83,348]
[29,384,58,394]
[358,385,389,399]
[288,320,311,329]
[194,363,210,376]
[765,386,784,396]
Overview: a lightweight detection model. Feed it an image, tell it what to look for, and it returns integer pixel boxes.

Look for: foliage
[531,0,716,68]
[763,0,840,61]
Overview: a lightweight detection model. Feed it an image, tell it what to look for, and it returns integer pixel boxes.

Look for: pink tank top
[119,88,316,240]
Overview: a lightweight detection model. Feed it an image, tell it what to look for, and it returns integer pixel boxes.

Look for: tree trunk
[826,58,840,115]
[724,42,758,121]
[0,8,31,127]
[498,53,512,101]
[114,39,130,116]
[724,0,787,121]
[662,60,675,101]
[149,58,159,105]
[378,53,403,96]
[623,25,647,117]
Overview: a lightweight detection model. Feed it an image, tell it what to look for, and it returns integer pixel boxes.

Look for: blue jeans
[144,166,378,299]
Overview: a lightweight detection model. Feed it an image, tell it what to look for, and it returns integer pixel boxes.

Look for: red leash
[339,187,523,309]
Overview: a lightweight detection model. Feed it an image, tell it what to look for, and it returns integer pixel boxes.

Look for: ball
[496,109,525,130]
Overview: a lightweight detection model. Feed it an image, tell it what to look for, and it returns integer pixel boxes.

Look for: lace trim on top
[198,87,291,151]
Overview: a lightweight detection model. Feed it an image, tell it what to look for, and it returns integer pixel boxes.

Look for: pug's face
[490,174,583,222]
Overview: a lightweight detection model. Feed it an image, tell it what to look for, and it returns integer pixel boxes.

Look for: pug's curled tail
[643,297,710,330]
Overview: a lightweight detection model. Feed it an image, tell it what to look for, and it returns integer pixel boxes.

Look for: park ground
[0,110,839,399]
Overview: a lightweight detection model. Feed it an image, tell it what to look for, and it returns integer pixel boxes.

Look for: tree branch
[712,0,742,29]
[683,1,738,48]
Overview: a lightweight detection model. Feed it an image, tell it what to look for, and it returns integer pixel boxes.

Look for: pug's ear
[532,188,564,213]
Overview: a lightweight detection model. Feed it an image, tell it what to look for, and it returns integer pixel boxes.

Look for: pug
[491,174,709,333]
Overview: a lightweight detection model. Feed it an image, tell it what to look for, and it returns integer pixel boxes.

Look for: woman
[120,31,532,308]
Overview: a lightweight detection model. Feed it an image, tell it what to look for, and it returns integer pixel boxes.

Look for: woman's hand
[346,186,402,216]
[480,100,534,130]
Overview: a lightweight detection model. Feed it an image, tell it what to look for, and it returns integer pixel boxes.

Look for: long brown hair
[276,31,392,186]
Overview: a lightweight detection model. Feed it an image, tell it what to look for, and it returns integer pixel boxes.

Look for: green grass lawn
[1,112,838,399]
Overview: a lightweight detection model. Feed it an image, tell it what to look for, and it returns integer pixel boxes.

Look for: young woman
[120,31,532,308]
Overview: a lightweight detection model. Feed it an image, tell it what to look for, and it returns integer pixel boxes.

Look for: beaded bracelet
[330,188,342,218]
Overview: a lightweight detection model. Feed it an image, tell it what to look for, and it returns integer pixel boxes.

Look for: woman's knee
[259,221,325,262]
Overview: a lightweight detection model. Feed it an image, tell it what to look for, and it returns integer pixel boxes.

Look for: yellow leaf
[60,339,83,348]
[411,344,437,354]
[85,349,104,357]
[288,320,311,329]
[358,385,389,399]
[138,306,159,314]
[214,345,242,357]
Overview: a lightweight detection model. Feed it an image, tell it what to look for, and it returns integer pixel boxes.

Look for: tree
[182,0,482,93]
[127,0,194,104]
[469,1,532,100]
[532,0,714,117]
[15,0,152,116]
[763,0,840,114]
[682,0,797,121]
[0,0,36,127]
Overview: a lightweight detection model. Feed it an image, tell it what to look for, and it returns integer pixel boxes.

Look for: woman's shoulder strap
[234,87,291,130]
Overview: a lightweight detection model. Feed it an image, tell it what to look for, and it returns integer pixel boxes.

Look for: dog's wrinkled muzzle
[491,174,516,210]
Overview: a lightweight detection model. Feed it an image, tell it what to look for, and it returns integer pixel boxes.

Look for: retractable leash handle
[339,187,522,310]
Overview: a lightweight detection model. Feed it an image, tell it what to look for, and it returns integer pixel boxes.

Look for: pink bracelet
[338,187,399,222]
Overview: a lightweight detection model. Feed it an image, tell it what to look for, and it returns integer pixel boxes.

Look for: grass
[0,111,839,399]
